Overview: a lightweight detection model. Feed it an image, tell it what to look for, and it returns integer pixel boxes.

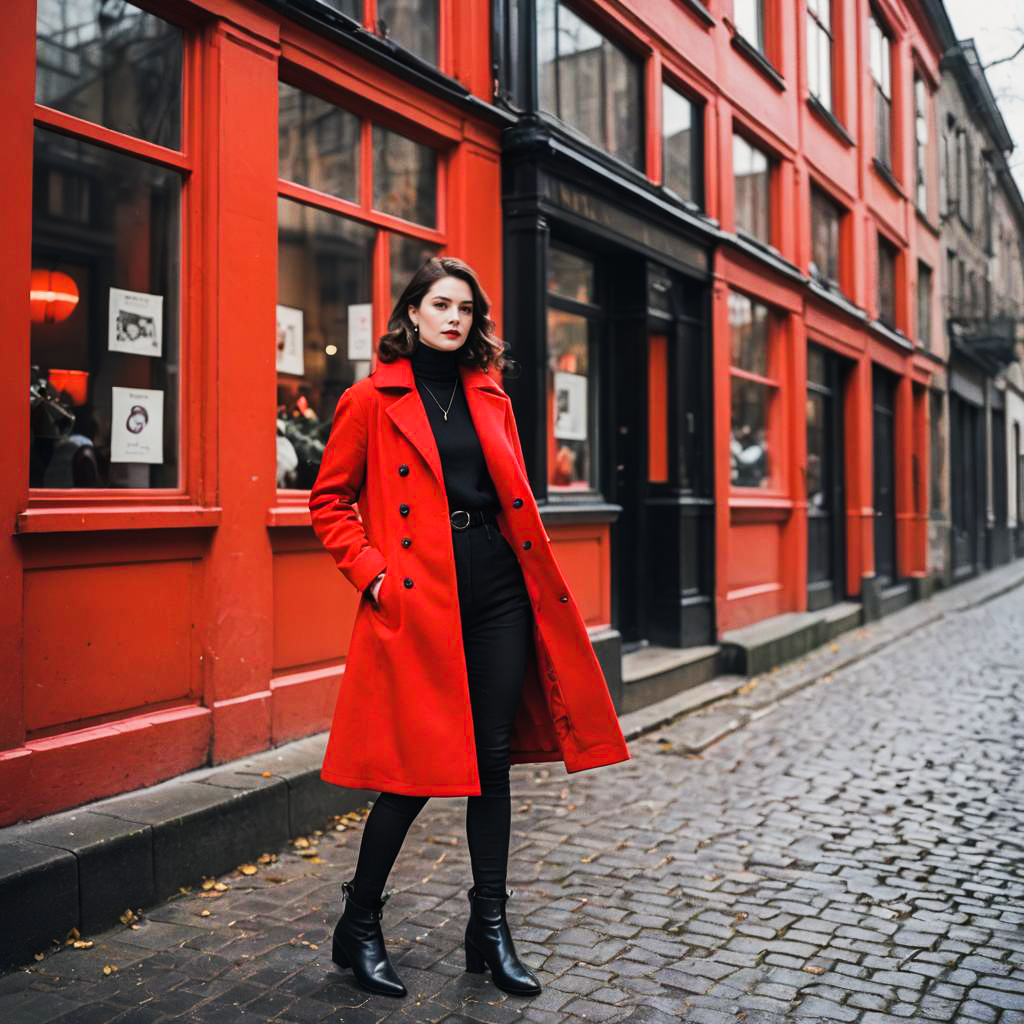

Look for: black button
[512,498,524,508]
[401,537,412,548]
[403,577,414,588]
[559,594,569,603]
[398,464,409,476]
[521,540,532,550]
[399,503,410,516]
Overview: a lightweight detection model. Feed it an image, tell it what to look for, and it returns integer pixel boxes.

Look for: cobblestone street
[3,584,1024,1024]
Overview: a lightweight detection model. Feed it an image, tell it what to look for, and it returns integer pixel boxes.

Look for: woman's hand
[369,571,385,605]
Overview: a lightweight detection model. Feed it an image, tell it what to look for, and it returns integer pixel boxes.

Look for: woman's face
[408,276,474,352]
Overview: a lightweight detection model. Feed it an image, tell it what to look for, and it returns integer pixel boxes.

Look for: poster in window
[348,303,373,361]
[276,305,305,376]
[108,287,163,357]
[554,371,587,442]
[110,386,164,464]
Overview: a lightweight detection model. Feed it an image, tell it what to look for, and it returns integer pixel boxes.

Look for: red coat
[308,354,631,796]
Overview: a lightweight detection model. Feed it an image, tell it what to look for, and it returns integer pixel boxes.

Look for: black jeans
[350,518,533,903]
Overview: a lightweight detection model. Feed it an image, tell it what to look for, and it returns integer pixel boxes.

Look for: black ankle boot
[332,880,407,997]
[464,886,542,996]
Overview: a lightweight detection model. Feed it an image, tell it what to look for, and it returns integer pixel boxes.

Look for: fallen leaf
[119,909,138,925]
[293,837,311,849]
[580,852,598,863]
[239,864,258,876]
[199,910,211,918]
[803,965,825,974]
[261,770,272,778]
[257,853,276,864]
[102,964,118,975]
[213,882,229,892]
[201,879,216,891]
[34,953,44,961]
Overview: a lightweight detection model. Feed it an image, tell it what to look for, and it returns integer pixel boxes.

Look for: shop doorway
[872,367,897,585]
[950,393,984,578]
[806,344,848,609]
[606,262,713,650]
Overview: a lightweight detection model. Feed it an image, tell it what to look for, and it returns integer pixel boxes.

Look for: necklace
[420,378,459,421]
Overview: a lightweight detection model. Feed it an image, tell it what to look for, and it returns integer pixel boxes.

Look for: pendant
[443,412,448,421]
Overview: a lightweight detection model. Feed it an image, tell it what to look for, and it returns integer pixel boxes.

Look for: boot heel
[464,940,487,974]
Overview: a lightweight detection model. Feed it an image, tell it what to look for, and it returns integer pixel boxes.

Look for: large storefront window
[277,81,443,492]
[729,292,780,489]
[547,247,597,493]
[30,2,184,489]
[537,0,642,170]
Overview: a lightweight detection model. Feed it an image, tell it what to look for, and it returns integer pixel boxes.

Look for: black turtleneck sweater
[409,341,500,512]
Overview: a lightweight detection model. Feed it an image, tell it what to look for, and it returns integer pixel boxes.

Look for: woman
[308,256,630,1000]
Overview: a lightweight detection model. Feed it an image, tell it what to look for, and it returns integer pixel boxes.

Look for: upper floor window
[868,12,893,170]
[377,0,439,66]
[877,234,898,328]
[917,261,932,349]
[810,185,842,290]
[729,292,781,490]
[276,82,441,491]
[537,0,642,169]
[734,0,765,52]
[914,75,929,212]
[662,82,703,209]
[30,1,186,490]
[733,132,772,246]
[806,0,834,113]
[957,129,973,226]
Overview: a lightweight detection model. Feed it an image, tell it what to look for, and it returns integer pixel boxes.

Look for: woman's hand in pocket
[369,571,385,606]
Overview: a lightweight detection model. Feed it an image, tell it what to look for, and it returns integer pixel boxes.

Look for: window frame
[732,128,776,251]
[809,181,845,293]
[913,73,929,213]
[868,9,893,172]
[28,0,198,507]
[734,0,765,54]
[660,77,704,211]
[275,71,448,499]
[876,230,900,330]
[806,0,835,115]
[728,290,785,494]
[917,260,932,350]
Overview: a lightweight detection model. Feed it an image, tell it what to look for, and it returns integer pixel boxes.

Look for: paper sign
[110,386,164,464]
[109,288,163,357]
[554,371,587,441]
[348,303,373,361]
[276,305,305,376]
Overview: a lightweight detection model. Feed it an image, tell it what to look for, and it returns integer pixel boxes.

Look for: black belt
[450,508,498,530]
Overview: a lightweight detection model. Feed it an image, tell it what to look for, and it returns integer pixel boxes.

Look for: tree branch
[984,41,1024,71]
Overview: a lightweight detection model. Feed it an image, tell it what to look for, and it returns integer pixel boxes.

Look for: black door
[872,367,897,585]
[950,394,983,578]
[806,345,847,609]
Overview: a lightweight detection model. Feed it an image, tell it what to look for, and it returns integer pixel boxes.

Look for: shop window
[806,0,834,114]
[536,0,642,170]
[279,83,360,201]
[734,0,765,52]
[277,82,443,492]
[662,82,703,209]
[729,292,780,490]
[733,132,772,247]
[868,11,892,171]
[877,234,898,329]
[917,261,932,349]
[30,2,184,490]
[914,75,929,212]
[35,0,182,149]
[546,247,597,493]
[930,389,943,518]
[373,126,438,228]
[810,185,842,290]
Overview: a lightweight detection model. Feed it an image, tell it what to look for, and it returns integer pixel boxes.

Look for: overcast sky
[944,0,1024,190]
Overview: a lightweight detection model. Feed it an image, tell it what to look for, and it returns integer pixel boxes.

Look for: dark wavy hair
[377,256,512,374]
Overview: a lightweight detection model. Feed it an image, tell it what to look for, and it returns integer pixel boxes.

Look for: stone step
[621,644,721,714]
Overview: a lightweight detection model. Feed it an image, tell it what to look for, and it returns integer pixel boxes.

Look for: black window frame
[661,79,704,211]
[877,232,898,329]
[917,260,932,349]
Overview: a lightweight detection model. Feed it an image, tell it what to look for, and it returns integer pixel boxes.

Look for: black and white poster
[109,288,163,357]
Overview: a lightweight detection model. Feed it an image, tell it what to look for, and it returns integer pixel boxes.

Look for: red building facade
[4,0,950,825]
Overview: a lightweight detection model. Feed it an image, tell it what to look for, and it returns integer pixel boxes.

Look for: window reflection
[277,198,376,489]
[547,248,595,303]
[377,0,439,65]
[734,133,771,246]
[662,83,701,208]
[30,128,181,489]
[373,126,437,227]
[729,292,778,489]
[35,0,183,150]
[547,308,591,490]
[390,235,442,309]
[279,83,360,201]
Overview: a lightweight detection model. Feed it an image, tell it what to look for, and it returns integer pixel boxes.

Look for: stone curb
[2,560,1023,972]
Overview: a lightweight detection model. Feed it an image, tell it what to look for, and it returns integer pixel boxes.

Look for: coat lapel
[371,354,513,493]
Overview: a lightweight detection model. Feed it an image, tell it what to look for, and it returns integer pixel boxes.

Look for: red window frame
[25,0,205,526]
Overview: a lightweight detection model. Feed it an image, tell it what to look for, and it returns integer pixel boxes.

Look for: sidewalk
[3,559,1024,973]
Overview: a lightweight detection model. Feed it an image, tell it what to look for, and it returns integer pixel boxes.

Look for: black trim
[806,96,854,147]
[727,231,806,285]
[538,502,622,525]
[868,318,914,351]
[674,0,716,27]
[807,278,868,324]
[915,207,941,238]
[730,34,786,92]
[872,157,906,199]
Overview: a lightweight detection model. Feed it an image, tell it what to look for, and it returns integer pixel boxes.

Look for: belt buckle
[450,509,472,530]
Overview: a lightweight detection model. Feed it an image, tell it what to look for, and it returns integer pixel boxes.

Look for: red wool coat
[308,354,631,796]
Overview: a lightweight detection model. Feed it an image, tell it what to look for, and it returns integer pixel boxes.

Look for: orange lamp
[30,269,80,323]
